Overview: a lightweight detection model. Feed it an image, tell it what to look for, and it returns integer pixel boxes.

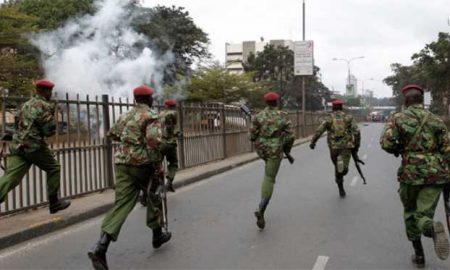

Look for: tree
[384,32,450,115]
[16,0,95,30]
[245,44,330,110]
[133,5,210,85]
[0,5,41,95]
[186,64,265,107]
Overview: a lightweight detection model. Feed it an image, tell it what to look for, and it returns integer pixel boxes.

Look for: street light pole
[301,0,306,137]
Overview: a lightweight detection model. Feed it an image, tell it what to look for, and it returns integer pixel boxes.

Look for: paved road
[0,123,448,269]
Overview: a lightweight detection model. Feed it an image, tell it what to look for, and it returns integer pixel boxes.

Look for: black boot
[337,183,346,198]
[48,194,71,214]
[166,177,175,193]
[88,232,112,270]
[411,240,425,268]
[152,227,172,249]
[254,198,270,229]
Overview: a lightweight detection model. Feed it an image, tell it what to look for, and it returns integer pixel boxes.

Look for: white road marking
[350,176,359,187]
[312,255,329,270]
[363,154,368,160]
[0,217,102,260]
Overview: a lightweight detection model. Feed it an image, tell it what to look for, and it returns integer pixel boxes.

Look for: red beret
[133,85,154,96]
[164,99,177,107]
[401,84,424,96]
[35,79,55,89]
[263,92,280,101]
[331,99,344,106]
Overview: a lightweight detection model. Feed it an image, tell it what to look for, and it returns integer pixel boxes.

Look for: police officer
[380,84,449,267]
[309,99,361,198]
[88,85,171,270]
[160,99,179,192]
[251,92,294,229]
[0,79,70,214]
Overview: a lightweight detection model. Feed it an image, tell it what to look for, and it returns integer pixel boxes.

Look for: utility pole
[301,0,306,137]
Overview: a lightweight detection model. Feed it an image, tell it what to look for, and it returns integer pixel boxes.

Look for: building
[346,75,358,97]
[225,39,294,74]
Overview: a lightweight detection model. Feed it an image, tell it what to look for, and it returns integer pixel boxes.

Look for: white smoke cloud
[30,0,172,98]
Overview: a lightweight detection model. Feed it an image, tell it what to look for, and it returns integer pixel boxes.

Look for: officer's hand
[309,143,315,150]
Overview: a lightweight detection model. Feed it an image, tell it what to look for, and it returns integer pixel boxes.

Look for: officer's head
[331,99,344,111]
[35,79,55,101]
[164,99,177,109]
[263,92,279,107]
[133,85,154,107]
[402,84,424,107]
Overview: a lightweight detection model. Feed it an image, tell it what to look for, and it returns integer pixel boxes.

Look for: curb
[0,203,113,251]
[0,137,311,250]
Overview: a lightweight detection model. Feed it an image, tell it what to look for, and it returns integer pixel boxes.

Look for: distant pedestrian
[380,84,449,267]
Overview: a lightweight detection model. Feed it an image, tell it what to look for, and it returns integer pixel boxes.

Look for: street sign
[294,40,314,76]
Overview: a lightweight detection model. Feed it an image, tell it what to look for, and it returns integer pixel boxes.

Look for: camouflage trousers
[161,142,178,181]
[330,149,351,184]
[398,183,444,241]
[261,158,282,200]
[101,164,160,241]
[0,146,60,203]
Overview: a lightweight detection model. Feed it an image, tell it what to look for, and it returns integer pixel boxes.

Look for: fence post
[221,104,227,158]
[178,101,186,169]
[102,95,114,188]
[296,107,300,139]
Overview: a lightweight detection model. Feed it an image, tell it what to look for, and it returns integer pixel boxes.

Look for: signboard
[294,40,314,76]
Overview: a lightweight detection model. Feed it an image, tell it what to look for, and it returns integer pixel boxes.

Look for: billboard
[294,40,314,76]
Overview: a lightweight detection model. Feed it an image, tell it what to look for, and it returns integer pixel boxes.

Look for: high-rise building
[346,75,358,97]
[225,39,294,74]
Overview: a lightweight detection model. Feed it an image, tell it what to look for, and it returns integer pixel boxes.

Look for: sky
[142,0,450,97]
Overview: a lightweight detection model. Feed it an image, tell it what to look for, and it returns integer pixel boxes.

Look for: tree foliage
[244,44,330,110]
[185,64,265,107]
[133,5,210,85]
[16,0,95,30]
[384,32,450,114]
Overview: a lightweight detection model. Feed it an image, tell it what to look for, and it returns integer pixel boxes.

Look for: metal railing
[0,93,326,216]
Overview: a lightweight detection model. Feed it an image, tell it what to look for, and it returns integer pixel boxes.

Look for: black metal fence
[0,93,327,216]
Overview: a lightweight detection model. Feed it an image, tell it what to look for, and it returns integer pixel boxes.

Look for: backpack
[330,113,349,137]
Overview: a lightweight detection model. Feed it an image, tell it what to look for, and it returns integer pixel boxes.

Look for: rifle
[443,184,450,237]
[351,150,367,185]
[155,167,169,232]
[240,104,295,164]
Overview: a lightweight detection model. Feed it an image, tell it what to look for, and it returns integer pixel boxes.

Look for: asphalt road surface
[0,123,449,270]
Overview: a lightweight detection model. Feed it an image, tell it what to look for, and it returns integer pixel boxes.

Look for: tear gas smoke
[30,0,173,98]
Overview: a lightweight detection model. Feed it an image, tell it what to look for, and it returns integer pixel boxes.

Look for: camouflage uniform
[0,95,60,203]
[380,104,450,242]
[101,103,163,241]
[311,111,361,185]
[159,109,178,182]
[250,106,294,213]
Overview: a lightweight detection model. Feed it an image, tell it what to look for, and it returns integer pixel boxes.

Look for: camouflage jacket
[380,104,450,185]
[250,107,294,159]
[108,104,162,166]
[10,95,56,154]
[159,109,178,146]
[311,111,361,150]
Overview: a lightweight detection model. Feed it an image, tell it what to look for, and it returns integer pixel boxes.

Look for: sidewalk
[0,136,312,250]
